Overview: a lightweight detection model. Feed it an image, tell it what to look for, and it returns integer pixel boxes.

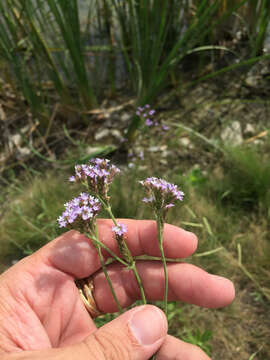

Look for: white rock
[148,146,161,152]
[121,112,131,122]
[221,121,243,145]
[94,128,110,141]
[245,75,260,87]
[179,137,191,147]
[244,123,255,135]
[9,134,22,149]
[111,129,122,140]
[18,147,31,157]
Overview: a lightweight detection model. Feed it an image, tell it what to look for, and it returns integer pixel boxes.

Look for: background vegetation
[1,1,270,359]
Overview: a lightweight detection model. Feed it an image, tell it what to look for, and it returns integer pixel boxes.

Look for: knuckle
[84,330,132,360]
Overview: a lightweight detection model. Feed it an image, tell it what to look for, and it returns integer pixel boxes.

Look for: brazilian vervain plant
[57,157,184,320]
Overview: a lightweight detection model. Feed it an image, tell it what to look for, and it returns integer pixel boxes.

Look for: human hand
[0,219,235,360]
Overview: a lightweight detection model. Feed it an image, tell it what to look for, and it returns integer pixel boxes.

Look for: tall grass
[0,0,100,132]
[245,0,270,56]
[110,0,262,141]
[0,0,269,135]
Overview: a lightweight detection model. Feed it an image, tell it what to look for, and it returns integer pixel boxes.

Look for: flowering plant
[57,157,184,318]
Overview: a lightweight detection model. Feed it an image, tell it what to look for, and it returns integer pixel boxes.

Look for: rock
[244,123,255,136]
[245,75,260,87]
[111,129,123,140]
[221,121,243,145]
[179,137,191,147]
[8,134,22,149]
[17,147,31,157]
[148,146,161,152]
[94,128,110,140]
[121,112,131,122]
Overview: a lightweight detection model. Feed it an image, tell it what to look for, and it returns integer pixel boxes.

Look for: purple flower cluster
[112,223,127,237]
[69,158,120,199]
[136,104,156,127]
[58,193,101,228]
[136,105,169,131]
[140,177,184,212]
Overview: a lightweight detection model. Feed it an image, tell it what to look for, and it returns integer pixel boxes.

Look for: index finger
[38,219,198,279]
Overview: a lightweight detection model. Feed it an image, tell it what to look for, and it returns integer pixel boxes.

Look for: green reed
[110,0,254,142]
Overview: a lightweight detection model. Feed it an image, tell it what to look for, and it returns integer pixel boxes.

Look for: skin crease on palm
[0,219,235,360]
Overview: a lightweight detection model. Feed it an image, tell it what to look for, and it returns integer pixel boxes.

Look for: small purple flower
[165,203,174,209]
[142,196,154,203]
[162,124,169,131]
[112,223,127,237]
[145,118,153,126]
[138,150,144,160]
[58,215,67,228]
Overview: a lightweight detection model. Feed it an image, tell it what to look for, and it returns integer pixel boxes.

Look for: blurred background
[0,1,270,358]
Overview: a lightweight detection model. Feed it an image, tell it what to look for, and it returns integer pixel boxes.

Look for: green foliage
[207,147,270,214]
[186,167,207,187]
[245,0,270,56]
[1,0,269,138]
[0,0,100,129]
[182,328,212,355]
[109,167,152,220]
[0,173,77,261]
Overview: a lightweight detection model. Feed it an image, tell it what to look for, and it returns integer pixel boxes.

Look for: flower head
[57,193,101,229]
[69,158,120,200]
[140,177,184,217]
[112,223,127,237]
[136,105,169,131]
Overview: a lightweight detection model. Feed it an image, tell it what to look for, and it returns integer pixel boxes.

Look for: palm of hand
[0,259,95,353]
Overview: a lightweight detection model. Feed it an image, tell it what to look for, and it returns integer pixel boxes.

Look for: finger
[3,305,168,360]
[37,219,198,279]
[92,262,235,312]
[156,335,211,360]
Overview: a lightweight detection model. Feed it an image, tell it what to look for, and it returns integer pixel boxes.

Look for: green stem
[92,225,123,313]
[86,231,128,267]
[130,262,147,304]
[99,197,118,226]
[157,214,168,317]
[101,197,147,305]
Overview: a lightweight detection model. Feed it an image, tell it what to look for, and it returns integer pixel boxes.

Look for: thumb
[4,305,168,360]
[76,305,168,360]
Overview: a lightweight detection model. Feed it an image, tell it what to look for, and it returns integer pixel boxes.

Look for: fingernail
[129,306,167,345]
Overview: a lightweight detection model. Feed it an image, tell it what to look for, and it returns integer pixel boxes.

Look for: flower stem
[86,230,128,267]
[91,225,123,314]
[99,197,118,226]
[156,214,168,317]
[100,197,147,305]
[130,261,147,304]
